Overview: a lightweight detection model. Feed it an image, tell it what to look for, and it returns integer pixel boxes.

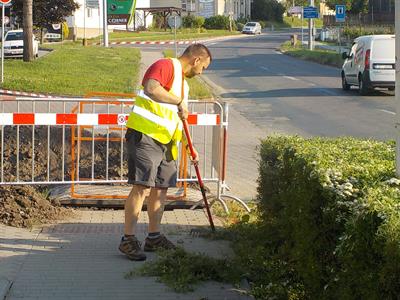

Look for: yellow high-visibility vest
[126,58,189,160]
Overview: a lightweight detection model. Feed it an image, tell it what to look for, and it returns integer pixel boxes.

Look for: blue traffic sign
[335,5,346,22]
[303,6,319,19]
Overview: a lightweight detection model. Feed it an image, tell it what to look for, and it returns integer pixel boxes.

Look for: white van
[341,35,395,95]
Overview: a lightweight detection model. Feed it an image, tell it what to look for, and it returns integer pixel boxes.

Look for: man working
[119,44,212,261]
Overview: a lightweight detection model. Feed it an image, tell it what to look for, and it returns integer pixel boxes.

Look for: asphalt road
[199,30,396,140]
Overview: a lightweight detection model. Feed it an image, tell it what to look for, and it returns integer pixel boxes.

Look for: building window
[182,0,195,12]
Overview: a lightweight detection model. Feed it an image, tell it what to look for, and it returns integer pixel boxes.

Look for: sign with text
[303,6,319,19]
[107,0,135,25]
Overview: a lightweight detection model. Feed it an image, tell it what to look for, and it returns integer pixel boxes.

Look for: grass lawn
[163,49,213,99]
[280,41,344,68]
[90,29,240,43]
[2,42,141,96]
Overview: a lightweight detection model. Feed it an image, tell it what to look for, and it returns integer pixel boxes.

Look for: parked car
[3,29,39,58]
[341,35,395,95]
[242,22,262,35]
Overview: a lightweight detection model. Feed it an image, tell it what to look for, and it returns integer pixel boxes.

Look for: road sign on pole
[303,6,318,19]
[335,5,346,22]
[0,0,11,4]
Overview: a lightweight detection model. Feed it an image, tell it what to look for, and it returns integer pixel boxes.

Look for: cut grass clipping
[125,248,241,293]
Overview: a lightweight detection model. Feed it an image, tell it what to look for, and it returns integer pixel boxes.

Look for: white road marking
[207,42,217,46]
[283,76,299,81]
[275,51,283,54]
[379,109,396,115]
[259,66,269,71]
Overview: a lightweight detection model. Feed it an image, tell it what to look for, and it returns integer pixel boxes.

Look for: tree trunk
[22,0,33,62]
[40,28,44,45]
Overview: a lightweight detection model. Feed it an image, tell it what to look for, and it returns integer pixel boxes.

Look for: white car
[341,35,395,95]
[242,22,262,35]
[3,29,39,58]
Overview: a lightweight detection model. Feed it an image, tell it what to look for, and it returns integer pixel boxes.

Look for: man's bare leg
[124,184,150,236]
[143,187,176,251]
[147,187,167,233]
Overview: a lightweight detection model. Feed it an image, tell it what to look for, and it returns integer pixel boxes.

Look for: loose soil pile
[0,126,126,228]
[0,185,72,228]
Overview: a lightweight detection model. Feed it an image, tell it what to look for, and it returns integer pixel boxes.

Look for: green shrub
[236,22,244,32]
[204,15,230,30]
[258,136,400,298]
[182,15,205,29]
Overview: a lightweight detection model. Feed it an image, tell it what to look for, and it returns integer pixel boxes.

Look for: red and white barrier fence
[0,96,249,212]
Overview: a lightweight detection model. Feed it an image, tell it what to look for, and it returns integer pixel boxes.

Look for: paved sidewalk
[1,210,251,300]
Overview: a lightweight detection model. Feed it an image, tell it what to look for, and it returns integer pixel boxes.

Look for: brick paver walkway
[0,210,252,300]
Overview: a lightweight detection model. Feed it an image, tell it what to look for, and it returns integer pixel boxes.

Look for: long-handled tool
[182,119,215,232]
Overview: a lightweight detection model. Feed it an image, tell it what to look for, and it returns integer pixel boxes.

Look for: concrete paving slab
[1,210,252,300]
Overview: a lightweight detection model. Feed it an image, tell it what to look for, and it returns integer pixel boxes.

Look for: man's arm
[143,79,181,105]
[143,78,188,119]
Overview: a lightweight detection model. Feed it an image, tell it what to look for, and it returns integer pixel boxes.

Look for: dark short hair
[181,43,212,62]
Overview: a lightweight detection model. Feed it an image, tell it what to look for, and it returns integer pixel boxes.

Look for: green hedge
[258,136,400,298]
[182,15,205,29]
[204,15,230,30]
[343,26,395,40]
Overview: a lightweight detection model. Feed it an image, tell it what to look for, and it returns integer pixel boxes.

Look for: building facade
[66,0,151,39]
[152,0,252,20]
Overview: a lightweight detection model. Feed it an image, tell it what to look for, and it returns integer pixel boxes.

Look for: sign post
[303,5,318,50]
[335,5,346,54]
[0,0,11,83]
[103,0,108,47]
[168,16,181,57]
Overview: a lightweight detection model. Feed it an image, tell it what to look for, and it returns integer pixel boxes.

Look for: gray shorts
[125,128,177,188]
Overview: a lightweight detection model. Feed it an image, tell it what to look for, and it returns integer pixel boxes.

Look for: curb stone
[0,278,11,300]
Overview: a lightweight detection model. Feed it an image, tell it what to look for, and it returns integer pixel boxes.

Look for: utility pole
[102,0,108,47]
[396,0,399,175]
[308,0,314,50]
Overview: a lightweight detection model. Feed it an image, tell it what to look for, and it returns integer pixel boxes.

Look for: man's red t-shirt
[142,58,174,91]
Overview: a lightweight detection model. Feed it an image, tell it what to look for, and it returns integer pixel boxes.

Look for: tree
[252,0,285,22]
[22,0,33,62]
[13,0,79,29]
